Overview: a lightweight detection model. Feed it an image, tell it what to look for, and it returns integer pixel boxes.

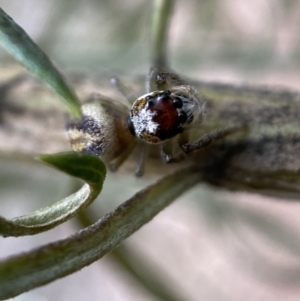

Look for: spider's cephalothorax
[128,85,205,144]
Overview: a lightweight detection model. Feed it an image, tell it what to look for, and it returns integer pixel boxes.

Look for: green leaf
[0,152,106,237]
[39,152,106,185]
[0,166,201,299]
[0,8,81,118]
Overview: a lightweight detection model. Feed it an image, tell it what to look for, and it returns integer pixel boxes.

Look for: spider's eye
[147,99,155,107]
[178,111,187,123]
[129,91,189,143]
[162,90,171,97]
[172,97,183,108]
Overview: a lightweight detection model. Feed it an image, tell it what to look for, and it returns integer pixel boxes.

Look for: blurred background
[0,0,300,86]
[1,1,300,300]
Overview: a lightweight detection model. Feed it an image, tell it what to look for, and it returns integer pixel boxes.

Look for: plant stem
[151,0,175,68]
[0,166,201,299]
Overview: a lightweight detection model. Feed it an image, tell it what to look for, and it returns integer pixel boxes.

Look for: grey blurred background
[0,0,300,86]
[1,1,300,301]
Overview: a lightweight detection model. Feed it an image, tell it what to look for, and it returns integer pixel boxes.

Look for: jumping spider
[67,68,241,176]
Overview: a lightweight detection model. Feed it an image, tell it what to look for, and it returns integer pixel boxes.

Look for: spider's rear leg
[146,67,158,92]
[111,76,136,105]
[135,143,149,177]
[180,125,246,155]
[109,140,137,172]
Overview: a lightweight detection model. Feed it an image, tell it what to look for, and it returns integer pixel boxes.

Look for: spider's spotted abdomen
[128,90,188,143]
[67,97,134,163]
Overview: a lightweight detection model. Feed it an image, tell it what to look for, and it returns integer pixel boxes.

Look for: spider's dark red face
[128,90,188,143]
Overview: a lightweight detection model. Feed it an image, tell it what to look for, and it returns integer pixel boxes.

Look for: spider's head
[128,90,190,144]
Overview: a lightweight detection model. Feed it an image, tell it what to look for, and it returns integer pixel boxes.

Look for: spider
[67,67,242,176]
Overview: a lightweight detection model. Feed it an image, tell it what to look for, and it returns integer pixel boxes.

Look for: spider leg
[108,140,137,172]
[111,76,136,105]
[147,67,186,92]
[147,67,181,91]
[180,125,245,155]
[161,132,189,163]
[135,143,149,177]
[161,140,185,163]
[146,67,159,92]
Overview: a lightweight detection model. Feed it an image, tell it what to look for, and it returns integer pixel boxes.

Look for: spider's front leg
[147,67,185,92]
[180,125,246,155]
[161,125,246,163]
[160,133,187,163]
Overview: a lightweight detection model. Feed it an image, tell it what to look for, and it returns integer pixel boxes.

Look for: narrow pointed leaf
[0,152,106,236]
[0,8,81,118]
[39,152,106,185]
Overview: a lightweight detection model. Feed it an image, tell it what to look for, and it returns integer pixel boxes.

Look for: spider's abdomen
[67,98,134,163]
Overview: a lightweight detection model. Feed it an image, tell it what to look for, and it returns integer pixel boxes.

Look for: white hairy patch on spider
[131,107,159,137]
[182,95,206,125]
